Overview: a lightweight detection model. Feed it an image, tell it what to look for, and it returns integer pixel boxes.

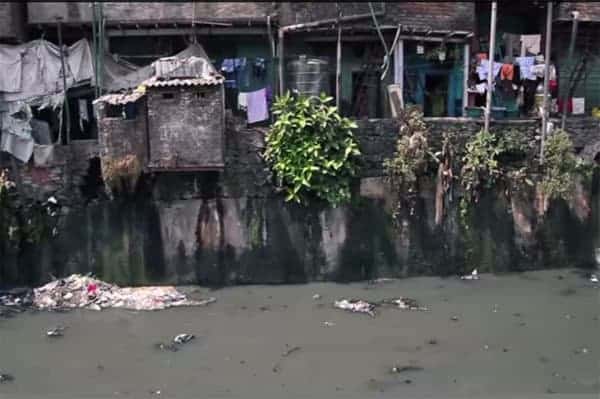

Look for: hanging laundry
[33,144,55,167]
[515,57,535,80]
[246,88,268,124]
[30,119,52,145]
[520,34,541,56]
[238,92,248,111]
[253,58,266,79]
[234,58,249,89]
[78,99,88,122]
[220,59,235,73]
[500,64,514,80]
[477,60,502,81]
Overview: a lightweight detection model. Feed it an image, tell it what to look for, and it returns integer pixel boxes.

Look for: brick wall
[146,85,225,170]
[95,99,148,167]
[278,2,475,32]
[557,2,600,22]
[27,2,274,25]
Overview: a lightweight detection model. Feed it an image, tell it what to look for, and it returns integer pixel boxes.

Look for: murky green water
[1,269,597,398]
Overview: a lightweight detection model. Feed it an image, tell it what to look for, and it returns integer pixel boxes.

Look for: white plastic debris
[334,299,376,317]
[47,196,58,205]
[461,269,479,280]
[31,274,216,312]
[46,326,65,337]
[173,334,195,345]
[387,297,428,311]
[312,294,321,300]
[590,274,598,283]
[322,321,335,327]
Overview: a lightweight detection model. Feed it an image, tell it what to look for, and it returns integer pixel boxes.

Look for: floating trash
[0,373,14,383]
[461,269,479,280]
[382,297,428,311]
[46,326,65,338]
[590,274,598,283]
[173,334,195,345]
[334,299,376,317]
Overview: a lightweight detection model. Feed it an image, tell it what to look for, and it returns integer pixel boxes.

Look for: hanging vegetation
[264,92,361,207]
[101,154,142,195]
[383,106,434,218]
[540,129,595,202]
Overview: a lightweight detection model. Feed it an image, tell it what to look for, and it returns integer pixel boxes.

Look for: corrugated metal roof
[143,74,224,88]
[93,90,145,105]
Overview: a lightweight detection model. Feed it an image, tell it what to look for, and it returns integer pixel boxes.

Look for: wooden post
[540,2,553,164]
[484,1,497,133]
[57,17,71,144]
[463,43,470,116]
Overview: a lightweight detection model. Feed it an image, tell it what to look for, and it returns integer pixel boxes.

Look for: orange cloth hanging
[500,64,514,80]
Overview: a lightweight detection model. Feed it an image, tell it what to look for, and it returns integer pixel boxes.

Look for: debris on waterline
[461,269,479,280]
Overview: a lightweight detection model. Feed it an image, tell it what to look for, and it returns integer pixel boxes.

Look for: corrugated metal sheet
[94,91,145,105]
[143,74,224,88]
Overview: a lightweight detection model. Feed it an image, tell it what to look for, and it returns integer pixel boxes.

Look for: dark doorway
[424,74,449,117]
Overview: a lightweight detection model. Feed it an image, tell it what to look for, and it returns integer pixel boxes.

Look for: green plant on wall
[459,129,504,220]
[264,92,361,207]
[540,129,595,202]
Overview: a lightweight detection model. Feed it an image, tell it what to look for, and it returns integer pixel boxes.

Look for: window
[162,92,175,100]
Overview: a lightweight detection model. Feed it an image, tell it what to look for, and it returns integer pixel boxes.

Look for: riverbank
[0,269,597,398]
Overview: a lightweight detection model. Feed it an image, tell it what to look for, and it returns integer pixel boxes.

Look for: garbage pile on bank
[5,274,216,312]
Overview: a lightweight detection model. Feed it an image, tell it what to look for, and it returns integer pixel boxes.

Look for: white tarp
[0,39,94,103]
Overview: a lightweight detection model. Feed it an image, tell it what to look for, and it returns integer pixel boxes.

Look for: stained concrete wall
[2,115,598,287]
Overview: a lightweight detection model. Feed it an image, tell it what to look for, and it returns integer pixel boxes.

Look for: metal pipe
[336,4,342,109]
[560,10,579,130]
[280,12,380,34]
[540,2,553,164]
[484,1,497,133]
[463,43,470,116]
[57,17,71,144]
[92,2,98,98]
[278,28,284,95]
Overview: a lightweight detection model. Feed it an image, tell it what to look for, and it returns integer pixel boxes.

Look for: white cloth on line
[1,131,34,163]
[238,92,248,110]
[520,34,541,56]
[33,144,55,167]
[246,88,268,124]
[515,56,535,80]
[477,60,502,81]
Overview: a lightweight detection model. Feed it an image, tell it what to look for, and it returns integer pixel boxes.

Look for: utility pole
[540,2,553,164]
[484,1,497,134]
[56,17,71,144]
[335,3,342,109]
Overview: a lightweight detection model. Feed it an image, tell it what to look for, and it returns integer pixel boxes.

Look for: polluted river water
[0,269,598,398]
